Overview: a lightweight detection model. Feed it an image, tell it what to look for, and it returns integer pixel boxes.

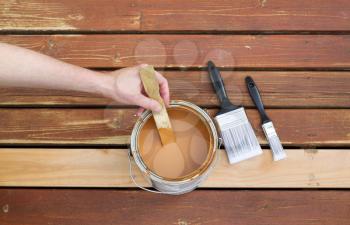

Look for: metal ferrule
[262,121,277,138]
[262,121,286,161]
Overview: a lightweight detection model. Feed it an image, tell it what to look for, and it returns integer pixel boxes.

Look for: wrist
[92,71,116,100]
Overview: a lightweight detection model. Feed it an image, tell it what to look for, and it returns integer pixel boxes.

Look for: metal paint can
[130,100,219,195]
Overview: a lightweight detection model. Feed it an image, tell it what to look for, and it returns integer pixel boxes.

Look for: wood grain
[141,0,350,32]
[1,0,350,32]
[1,35,350,68]
[0,2,349,214]
[1,71,350,108]
[0,0,140,31]
[0,148,349,187]
[1,189,350,225]
[0,108,349,146]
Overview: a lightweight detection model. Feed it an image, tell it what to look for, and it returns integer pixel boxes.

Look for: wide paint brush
[208,61,262,164]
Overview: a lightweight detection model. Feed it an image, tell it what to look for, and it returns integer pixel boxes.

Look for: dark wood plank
[0,108,348,146]
[141,0,350,31]
[1,0,350,32]
[0,189,349,225]
[1,71,349,107]
[1,35,350,68]
[0,0,140,31]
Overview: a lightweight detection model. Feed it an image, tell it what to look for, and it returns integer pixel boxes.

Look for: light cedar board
[0,108,349,146]
[0,149,349,188]
[1,71,349,108]
[1,35,350,68]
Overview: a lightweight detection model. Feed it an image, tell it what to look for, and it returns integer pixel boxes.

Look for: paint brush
[208,61,262,164]
[245,76,287,161]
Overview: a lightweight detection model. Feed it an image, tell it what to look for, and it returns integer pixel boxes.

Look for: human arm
[0,43,169,114]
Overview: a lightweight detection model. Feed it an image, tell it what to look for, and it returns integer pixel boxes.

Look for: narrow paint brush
[208,61,262,164]
[245,76,287,161]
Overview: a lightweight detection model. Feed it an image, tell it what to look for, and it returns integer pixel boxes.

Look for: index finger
[155,71,170,106]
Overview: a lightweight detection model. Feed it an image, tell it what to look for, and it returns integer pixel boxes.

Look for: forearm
[0,43,113,97]
[0,42,169,112]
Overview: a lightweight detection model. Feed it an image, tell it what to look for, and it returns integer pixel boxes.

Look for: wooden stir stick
[139,65,176,145]
[139,65,185,178]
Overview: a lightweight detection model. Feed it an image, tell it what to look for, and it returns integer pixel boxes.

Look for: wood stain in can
[130,100,218,194]
[138,106,211,179]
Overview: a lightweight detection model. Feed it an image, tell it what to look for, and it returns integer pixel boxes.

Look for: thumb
[133,95,162,112]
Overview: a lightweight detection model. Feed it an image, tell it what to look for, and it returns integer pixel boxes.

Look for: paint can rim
[130,100,219,184]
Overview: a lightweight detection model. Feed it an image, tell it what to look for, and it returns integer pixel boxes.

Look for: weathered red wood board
[1,71,349,108]
[0,189,349,225]
[0,108,348,146]
[1,0,350,31]
[1,35,350,68]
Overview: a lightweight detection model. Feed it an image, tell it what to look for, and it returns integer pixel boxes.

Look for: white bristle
[215,108,262,164]
[262,122,287,161]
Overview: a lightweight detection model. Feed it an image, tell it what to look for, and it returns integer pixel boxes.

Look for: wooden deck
[0,0,350,224]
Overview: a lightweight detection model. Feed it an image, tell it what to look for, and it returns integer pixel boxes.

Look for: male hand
[104,64,170,116]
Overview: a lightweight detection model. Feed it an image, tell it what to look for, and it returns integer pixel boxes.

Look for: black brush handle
[245,76,271,124]
[208,61,238,114]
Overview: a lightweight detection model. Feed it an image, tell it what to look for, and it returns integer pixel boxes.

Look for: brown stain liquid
[138,106,211,180]
[158,127,176,144]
